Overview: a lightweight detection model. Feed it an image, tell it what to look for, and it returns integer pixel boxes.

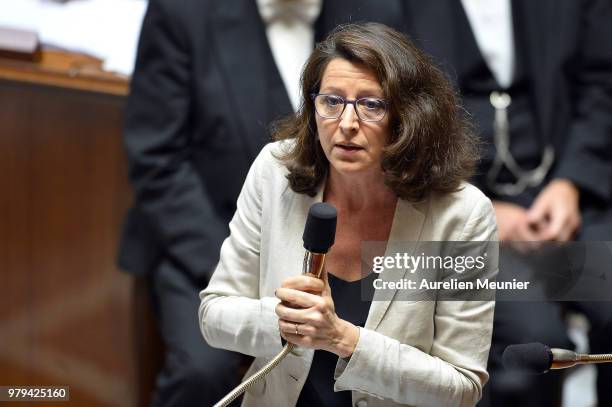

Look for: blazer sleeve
[333,197,498,407]
[199,145,283,358]
[553,0,612,202]
[123,0,227,280]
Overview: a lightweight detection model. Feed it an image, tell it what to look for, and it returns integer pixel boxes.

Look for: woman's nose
[339,104,359,132]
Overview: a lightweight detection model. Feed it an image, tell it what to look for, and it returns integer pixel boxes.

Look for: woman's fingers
[276,287,319,308]
[275,302,310,323]
[275,297,327,324]
[275,274,337,348]
[280,330,316,348]
[278,319,314,336]
[280,274,325,293]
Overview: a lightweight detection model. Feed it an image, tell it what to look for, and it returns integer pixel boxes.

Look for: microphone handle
[303,251,326,278]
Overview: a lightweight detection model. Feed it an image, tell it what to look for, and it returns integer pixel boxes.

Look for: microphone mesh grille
[502,342,552,374]
[302,203,337,253]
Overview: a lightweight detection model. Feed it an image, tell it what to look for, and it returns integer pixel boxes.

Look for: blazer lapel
[403,0,460,87]
[211,0,290,157]
[513,0,559,143]
[365,199,426,332]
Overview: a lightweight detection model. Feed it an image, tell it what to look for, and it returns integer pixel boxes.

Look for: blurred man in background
[401,1,612,405]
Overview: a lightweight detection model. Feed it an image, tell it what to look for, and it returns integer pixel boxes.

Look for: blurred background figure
[400,1,612,406]
[117,0,402,405]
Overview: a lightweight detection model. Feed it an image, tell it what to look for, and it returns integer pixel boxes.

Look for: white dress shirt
[256,0,323,111]
[461,0,515,88]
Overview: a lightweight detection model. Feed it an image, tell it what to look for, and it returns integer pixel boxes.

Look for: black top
[296,272,375,407]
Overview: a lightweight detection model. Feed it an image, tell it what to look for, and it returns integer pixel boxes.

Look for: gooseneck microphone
[302,202,337,277]
[214,203,337,407]
[503,342,612,374]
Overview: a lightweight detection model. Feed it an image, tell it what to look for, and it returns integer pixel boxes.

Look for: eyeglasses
[311,93,388,122]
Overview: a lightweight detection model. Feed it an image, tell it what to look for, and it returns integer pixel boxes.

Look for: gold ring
[294,323,299,335]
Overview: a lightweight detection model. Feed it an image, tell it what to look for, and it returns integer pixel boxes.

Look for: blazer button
[355,398,368,407]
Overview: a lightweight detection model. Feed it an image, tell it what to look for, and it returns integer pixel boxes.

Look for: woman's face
[315,58,390,178]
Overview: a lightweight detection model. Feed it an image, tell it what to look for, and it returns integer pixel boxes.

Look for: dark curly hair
[272,22,477,201]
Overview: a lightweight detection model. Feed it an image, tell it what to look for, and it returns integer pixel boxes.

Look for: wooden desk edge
[0,50,130,96]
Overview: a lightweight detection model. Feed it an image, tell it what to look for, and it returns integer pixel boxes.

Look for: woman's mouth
[335,143,363,153]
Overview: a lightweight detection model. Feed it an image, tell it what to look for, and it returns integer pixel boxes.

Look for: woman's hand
[275,272,359,358]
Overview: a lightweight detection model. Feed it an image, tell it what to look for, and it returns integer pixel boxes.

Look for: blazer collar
[403,0,460,89]
[211,0,291,157]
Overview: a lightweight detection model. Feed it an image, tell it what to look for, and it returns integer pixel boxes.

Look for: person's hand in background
[527,179,581,241]
[493,201,541,241]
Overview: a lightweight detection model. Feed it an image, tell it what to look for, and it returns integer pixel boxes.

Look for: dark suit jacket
[117,0,404,279]
[402,0,612,207]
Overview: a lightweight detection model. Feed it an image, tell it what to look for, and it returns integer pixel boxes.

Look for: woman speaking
[200,23,498,407]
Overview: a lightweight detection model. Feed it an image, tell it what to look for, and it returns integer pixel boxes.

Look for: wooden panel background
[0,78,160,406]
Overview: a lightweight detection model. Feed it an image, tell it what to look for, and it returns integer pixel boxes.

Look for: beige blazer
[200,141,498,407]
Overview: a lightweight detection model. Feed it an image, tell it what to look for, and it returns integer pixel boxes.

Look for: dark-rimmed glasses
[311,93,388,122]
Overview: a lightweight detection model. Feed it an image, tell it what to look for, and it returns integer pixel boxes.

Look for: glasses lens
[356,98,386,121]
[315,95,345,118]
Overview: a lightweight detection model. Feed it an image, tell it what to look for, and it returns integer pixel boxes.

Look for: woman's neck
[324,168,397,212]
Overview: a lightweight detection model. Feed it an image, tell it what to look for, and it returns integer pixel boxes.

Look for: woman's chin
[329,160,377,177]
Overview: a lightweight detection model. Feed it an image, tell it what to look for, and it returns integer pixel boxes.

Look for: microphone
[503,342,612,374]
[213,203,337,407]
[302,202,337,278]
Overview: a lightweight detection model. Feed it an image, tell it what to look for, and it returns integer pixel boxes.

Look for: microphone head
[502,342,553,374]
[303,203,337,253]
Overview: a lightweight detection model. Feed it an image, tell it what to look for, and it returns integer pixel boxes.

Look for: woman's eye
[325,96,344,106]
[362,99,384,110]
